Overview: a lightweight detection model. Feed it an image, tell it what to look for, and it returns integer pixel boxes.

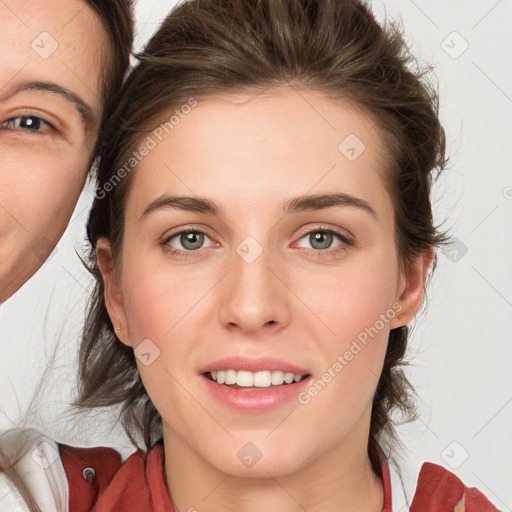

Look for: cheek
[120,240,226,345]
[295,253,399,399]
[122,270,206,440]
[298,252,399,342]
[0,150,88,299]
[0,151,87,237]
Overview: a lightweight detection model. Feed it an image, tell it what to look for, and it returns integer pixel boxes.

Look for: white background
[1,0,511,508]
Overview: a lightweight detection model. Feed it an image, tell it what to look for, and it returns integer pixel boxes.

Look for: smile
[207,370,306,388]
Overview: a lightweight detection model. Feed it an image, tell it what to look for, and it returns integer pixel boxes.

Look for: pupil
[20,117,41,131]
[181,232,204,250]
[310,231,332,250]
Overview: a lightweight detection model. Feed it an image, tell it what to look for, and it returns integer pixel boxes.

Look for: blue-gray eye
[309,231,333,250]
[166,231,215,252]
[179,232,205,250]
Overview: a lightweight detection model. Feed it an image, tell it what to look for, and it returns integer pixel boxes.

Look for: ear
[95,237,131,347]
[390,247,435,329]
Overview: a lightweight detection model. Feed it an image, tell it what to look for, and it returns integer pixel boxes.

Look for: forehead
[129,87,395,224]
[0,0,107,120]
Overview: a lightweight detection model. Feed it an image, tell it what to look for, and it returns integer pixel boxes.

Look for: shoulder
[0,429,68,512]
[60,440,172,512]
[409,462,499,512]
[0,429,164,512]
[387,456,499,512]
[59,442,124,511]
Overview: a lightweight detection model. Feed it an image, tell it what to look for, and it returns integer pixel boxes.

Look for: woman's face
[102,87,430,477]
[0,0,107,301]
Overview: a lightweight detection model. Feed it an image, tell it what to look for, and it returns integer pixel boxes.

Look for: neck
[163,423,383,512]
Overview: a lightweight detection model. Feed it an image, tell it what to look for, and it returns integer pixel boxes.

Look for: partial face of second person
[100,87,432,489]
[0,0,107,301]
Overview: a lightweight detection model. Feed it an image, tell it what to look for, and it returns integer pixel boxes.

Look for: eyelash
[295,226,353,258]
[0,113,56,135]
[161,226,353,259]
[162,229,218,259]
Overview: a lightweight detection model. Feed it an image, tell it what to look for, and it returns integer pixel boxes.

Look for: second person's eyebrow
[11,81,95,125]
[141,193,377,219]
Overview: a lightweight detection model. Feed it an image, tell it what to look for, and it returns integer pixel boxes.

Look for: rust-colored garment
[60,443,498,511]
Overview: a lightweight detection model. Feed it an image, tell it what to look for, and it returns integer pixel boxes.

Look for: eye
[296,228,352,252]
[165,230,216,253]
[0,115,54,134]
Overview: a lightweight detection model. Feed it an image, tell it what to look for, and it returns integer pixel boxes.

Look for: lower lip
[201,374,311,412]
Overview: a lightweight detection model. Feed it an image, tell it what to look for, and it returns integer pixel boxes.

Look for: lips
[199,356,312,411]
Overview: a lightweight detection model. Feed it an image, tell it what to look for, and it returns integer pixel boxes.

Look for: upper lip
[198,356,310,375]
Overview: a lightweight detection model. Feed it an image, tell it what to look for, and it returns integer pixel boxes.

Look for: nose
[218,243,291,335]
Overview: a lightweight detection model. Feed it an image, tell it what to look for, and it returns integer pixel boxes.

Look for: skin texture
[0,0,106,302]
[98,87,432,512]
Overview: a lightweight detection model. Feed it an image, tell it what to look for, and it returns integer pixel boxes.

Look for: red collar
[61,443,498,511]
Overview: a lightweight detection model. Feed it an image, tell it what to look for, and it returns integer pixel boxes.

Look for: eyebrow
[141,193,377,219]
[282,192,377,218]
[11,81,95,124]
[142,195,221,217]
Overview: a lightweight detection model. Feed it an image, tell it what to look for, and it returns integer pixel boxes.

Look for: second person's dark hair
[85,0,135,124]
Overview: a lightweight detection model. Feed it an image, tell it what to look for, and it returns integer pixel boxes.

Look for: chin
[202,442,313,479]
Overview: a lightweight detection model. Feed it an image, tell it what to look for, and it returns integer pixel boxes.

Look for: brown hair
[0,1,134,510]
[84,0,135,125]
[81,0,448,478]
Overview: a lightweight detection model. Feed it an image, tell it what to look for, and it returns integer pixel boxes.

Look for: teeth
[209,370,305,388]
[271,371,284,385]
[225,369,237,385]
[253,371,271,387]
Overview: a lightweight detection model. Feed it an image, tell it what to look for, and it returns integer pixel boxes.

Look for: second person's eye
[0,115,54,134]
